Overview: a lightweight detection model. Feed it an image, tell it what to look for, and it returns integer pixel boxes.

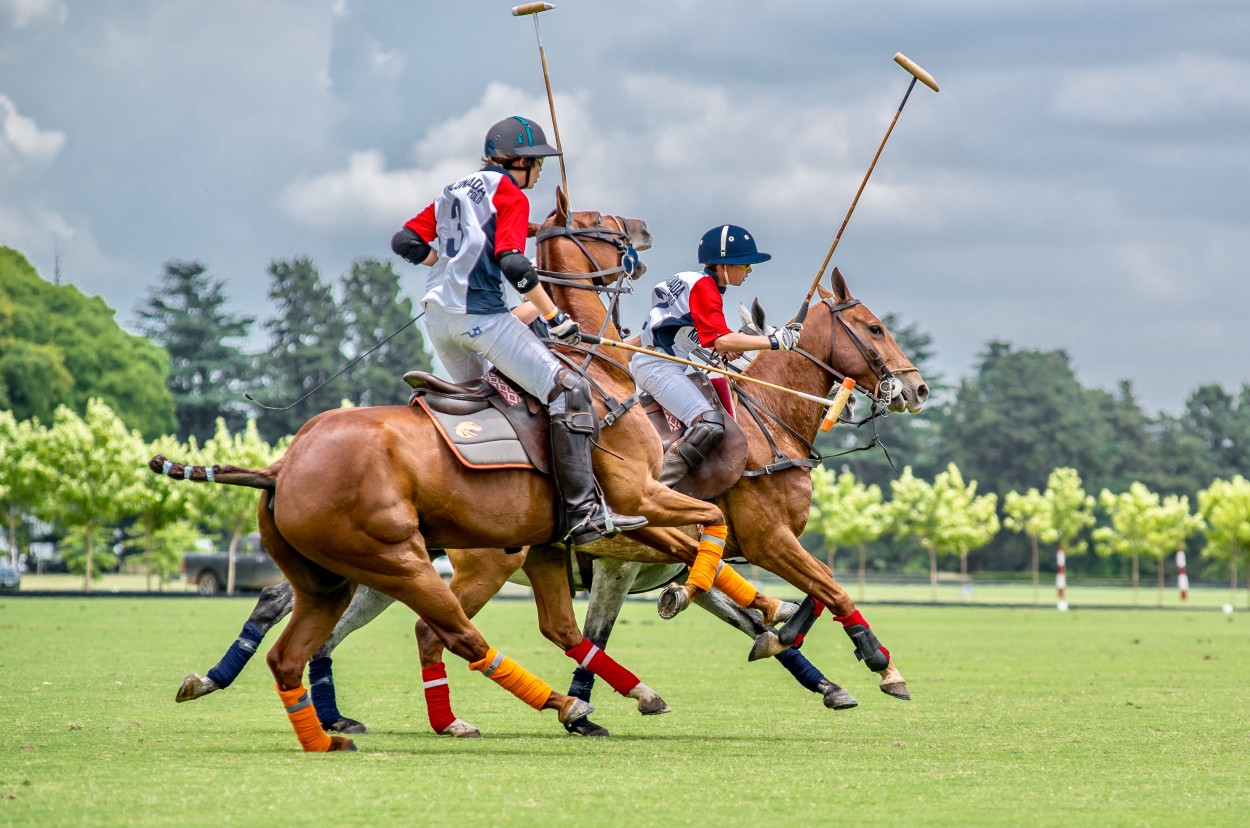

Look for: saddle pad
[416,397,535,470]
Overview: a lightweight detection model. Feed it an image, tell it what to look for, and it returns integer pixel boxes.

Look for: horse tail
[148,454,279,491]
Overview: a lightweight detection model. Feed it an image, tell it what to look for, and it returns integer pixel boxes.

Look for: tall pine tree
[135,260,255,442]
[340,258,431,407]
[257,257,346,441]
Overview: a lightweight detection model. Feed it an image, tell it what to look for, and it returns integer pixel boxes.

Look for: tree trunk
[83,521,94,593]
[826,546,837,579]
[1157,555,1164,608]
[857,542,867,602]
[1131,550,1139,606]
[145,520,155,592]
[1232,547,1239,609]
[928,546,938,602]
[227,518,243,596]
[959,550,969,604]
[7,511,18,570]
[1030,533,1039,606]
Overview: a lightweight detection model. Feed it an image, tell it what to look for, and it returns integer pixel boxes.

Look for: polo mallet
[794,53,939,324]
[512,2,570,205]
[579,334,856,428]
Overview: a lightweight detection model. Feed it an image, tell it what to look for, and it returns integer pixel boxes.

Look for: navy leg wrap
[206,621,264,689]
[308,656,341,727]
[844,624,890,672]
[774,646,826,694]
[568,666,596,703]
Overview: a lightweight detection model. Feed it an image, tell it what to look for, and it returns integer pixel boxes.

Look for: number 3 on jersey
[444,198,466,258]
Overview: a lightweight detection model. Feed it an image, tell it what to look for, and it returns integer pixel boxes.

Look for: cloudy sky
[2,0,1247,412]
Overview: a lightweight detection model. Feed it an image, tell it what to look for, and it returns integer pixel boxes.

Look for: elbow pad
[499,250,539,293]
[392,227,432,266]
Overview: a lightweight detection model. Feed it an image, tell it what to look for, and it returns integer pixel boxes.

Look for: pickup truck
[182,536,284,595]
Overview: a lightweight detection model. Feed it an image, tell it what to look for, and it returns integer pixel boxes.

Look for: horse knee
[266,647,305,691]
[437,627,490,664]
[248,582,294,632]
[415,619,446,665]
[537,616,582,650]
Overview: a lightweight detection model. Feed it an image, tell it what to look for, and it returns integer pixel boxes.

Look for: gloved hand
[547,309,581,345]
[770,322,803,351]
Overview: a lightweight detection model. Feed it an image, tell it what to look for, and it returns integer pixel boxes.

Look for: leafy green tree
[1180,385,1250,483]
[255,257,346,442]
[58,525,118,579]
[36,399,149,589]
[809,467,887,599]
[1039,467,1097,592]
[135,260,256,443]
[1094,483,1163,605]
[191,418,281,594]
[0,411,47,568]
[0,247,176,437]
[1197,476,1250,608]
[1143,494,1204,607]
[341,258,429,407]
[1003,487,1048,604]
[125,520,199,589]
[888,463,1000,601]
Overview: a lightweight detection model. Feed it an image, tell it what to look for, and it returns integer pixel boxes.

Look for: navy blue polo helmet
[697,224,771,266]
[484,115,562,159]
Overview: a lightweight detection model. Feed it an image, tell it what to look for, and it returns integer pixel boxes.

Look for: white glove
[770,322,803,351]
[547,310,581,345]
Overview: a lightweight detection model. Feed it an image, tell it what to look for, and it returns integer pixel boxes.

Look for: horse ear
[554,187,569,226]
[830,266,852,302]
[751,298,767,331]
[737,302,755,333]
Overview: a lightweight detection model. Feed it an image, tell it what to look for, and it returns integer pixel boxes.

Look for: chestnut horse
[407,210,929,735]
[151,204,787,752]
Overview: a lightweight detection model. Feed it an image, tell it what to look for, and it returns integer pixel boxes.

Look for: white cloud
[0,0,66,28]
[1052,54,1250,125]
[331,0,349,18]
[0,93,66,171]
[368,42,404,78]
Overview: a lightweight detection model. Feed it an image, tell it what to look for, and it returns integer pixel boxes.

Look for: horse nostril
[916,383,929,401]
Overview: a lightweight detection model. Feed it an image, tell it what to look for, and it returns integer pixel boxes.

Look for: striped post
[1176,549,1189,602]
[1056,548,1068,611]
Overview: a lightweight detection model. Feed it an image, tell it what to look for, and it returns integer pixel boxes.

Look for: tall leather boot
[550,382,648,546]
[658,410,726,487]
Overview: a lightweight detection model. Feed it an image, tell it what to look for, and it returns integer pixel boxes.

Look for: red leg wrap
[565,637,640,696]
[422,662,456,734]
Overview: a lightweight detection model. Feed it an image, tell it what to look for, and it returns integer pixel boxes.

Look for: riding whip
[512,3,570,207]
[794,52,939,324]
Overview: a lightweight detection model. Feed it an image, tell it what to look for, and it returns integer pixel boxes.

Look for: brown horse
[409,203,928,734]
[150,204,787,752]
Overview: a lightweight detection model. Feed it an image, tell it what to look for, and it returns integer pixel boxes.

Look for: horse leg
[708,563,798,626]
[564,556,645,737]
[738,527,910,700]
[176,581,295,702]
[692,588,858,710]
[525,546,670,721]
[307,585,396,734]
[415,549,524,739]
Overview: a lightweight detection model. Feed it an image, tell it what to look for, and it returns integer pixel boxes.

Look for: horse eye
[869,324,883,336]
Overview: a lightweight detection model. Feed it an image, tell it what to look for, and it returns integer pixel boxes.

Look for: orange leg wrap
[468,647,553,710]
[712,563,758,608]
[277,684,332,752]
[687,524,729,593]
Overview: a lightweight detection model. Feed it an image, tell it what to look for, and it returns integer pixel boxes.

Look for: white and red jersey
[404,166,530,315]
[639,270,733,359]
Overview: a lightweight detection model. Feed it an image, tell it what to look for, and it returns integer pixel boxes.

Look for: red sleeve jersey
[489,175,530,254]
[688,274,733,348]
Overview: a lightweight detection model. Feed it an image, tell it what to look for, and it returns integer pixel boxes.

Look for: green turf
[1,597,1246,827]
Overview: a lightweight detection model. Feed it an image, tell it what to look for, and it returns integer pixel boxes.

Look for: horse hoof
[558,698,595,725]
[656,584,690,619]
[565,716,611,738]
[326,717,368,735]
[175,673,218,703]
[878,663,912,700]
[627,683,671,715]
[327,735,358,752]
[441,719,483,739]
[817,679,859,710]
[748,630,786,662]
[769,600,800,626]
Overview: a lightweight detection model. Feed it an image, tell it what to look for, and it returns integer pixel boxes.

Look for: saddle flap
[643,373,748,501]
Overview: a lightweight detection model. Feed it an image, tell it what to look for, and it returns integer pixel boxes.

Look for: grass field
[1,596,1247,827]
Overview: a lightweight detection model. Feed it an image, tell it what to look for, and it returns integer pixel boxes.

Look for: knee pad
[549,372,597,435]
[677,409,726,468]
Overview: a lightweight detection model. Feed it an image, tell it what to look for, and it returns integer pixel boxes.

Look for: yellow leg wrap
[468,647,553,711]
[277,684,332,752]
[712,563,758,608]
[687,524,729,593]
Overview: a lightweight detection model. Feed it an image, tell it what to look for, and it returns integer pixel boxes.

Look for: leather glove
[547,310,581,345]
[770,322,803,351]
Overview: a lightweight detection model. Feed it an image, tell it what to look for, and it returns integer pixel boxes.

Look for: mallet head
[893,53,939,92]
[512,2,555,15]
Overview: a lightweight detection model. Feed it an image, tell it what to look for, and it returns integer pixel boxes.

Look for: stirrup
[566,504,647,545]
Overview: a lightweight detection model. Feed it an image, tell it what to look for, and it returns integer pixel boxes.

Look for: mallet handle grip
[512,2,555,16]
[820,377,856,432]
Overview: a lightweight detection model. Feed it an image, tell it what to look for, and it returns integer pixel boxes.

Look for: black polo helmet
[697,224,772,266]
[484,115,562,160]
